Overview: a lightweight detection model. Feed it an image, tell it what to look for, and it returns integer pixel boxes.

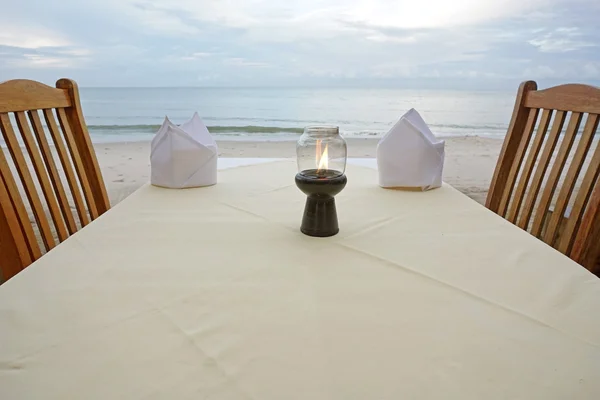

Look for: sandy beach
[97,136,504,206]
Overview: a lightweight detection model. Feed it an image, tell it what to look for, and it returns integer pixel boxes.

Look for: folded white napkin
[376,108,445,191]
[150,112,218,188]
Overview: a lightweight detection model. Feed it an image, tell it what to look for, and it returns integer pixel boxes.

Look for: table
[1,159,599,399]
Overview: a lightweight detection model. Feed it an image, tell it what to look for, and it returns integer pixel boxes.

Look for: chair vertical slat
[0,173,31,280]
[517,111,567,230]
[43,109,90,227]
[15,111,69,242]
[557,115,600,254]
[56,108,99,220]
[570,180,600,273]
[56,79,110,215]
[497,108,540,217]
[506,109,553,223]
[0,147,42,262]
[28,110,78,235]
[531,112,583,238]
[486,81,538,213]
[544,114,600,246]
[0,148,40,262]
[0,113,55,250]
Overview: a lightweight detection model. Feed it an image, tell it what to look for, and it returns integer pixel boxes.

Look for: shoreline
[88,133,509,144]
[95,136,504,205]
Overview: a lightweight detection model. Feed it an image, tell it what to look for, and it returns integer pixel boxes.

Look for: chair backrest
[0,79,109,281]
[487,81,600,273]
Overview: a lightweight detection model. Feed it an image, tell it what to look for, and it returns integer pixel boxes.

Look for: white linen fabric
[377,108,445,190]
[1,161,599,399]
[150,112,217,188]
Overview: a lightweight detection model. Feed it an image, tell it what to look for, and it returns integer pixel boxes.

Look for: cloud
[529,27,597,52]
[180,52,212,60]
[0,0,599,86]
[0,26,71,49]
[117,0,548,32]
[339,0,548,29]
[0,45,91,69]
[224,58,271,68]
[18,54,73,68]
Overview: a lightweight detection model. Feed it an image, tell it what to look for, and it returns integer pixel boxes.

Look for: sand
[97,136,504,206]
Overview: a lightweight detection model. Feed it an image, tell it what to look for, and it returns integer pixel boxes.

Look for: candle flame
[317,144,329,171]
[316,139,321,166]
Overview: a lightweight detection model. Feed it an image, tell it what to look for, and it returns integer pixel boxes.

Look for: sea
[79,87,516,143]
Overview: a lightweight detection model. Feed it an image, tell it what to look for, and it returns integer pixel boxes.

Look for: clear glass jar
[296,126,347,178]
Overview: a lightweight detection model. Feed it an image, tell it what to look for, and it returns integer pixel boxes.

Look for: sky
[0,0,599,89]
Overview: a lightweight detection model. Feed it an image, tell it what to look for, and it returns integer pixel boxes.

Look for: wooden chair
[0,79,110,282]
[487,81,600,275]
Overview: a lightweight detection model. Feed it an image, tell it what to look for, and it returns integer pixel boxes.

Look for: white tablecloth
[1,159,599,399]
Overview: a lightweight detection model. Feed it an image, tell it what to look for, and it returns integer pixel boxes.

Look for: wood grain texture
[517,111,567,230]
[56,108,99,219]
[0,173,30,281]
[544,114,599,246]
[15,111,69,243]
[491,81,600,272]
[525,84,600,114]
[558,115,600,255]
[530,112,582,238]
[0,113,55,250]
[486,81,538,213]
[43,109,90,227]
[506,109,552,223]
[570,181,600,273]
[0,143,41,262]
[0,78,110,278]
[0,79,71,113]
[56,79,110,215]
[497,108,539,218]
[28,110,78,235]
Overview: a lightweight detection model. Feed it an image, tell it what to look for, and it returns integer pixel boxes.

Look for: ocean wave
[87,123,507,132]
[87,124,161,132]
[429,123,507,131]
[84,123,514,140]
[87,124,304,134]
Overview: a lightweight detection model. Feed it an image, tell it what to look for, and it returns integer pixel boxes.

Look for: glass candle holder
[297,126,347,178]
[295,126,348,237]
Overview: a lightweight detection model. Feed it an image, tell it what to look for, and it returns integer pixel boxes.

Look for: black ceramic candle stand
[295,170,347,237]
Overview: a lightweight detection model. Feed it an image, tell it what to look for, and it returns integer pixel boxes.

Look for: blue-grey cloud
[1,0,598,88]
